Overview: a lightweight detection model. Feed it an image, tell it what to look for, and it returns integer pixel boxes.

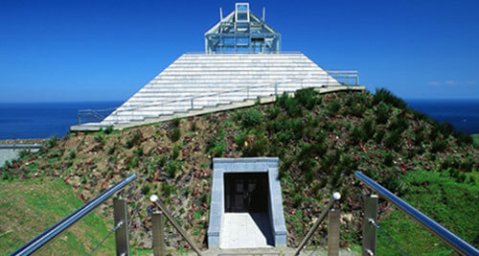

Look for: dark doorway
[224,173,269,212]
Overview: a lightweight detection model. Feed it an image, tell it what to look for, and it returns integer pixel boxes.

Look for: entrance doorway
[207,158,287,249]
[224,173,268,213]
[221,172,273,248]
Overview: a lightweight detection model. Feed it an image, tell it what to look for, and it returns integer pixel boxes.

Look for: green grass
[473,134,479,146]
[0,178,114,255]
[377,170,479,255]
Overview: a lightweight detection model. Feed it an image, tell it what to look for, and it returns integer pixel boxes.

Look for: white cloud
[427,80,477,87]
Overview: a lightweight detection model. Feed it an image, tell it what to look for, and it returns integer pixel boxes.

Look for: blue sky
[1,0,478,102]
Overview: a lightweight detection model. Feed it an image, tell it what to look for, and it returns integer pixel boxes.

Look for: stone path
[220,213,273,249]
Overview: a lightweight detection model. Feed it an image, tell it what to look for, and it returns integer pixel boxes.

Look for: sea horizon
[0,98,478,140]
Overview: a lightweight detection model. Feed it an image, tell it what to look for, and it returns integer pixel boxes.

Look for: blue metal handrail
[355,171,479,256]
[11,174,137,256]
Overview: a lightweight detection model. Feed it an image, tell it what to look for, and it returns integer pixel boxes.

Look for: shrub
[242,132,268,157]
[94,132,105,144]
[362,118,376,141]
[285,97,302,117]
[276,92,289,108]
[327,99,341,115]
[350,126,366,145]
[237,109,263,128]
[171,118,180,127]
[141,184,151,195]
[19,149,31,159]
[384,130,402,150]
[388,117,409,133]
[266,106,280,119]
[373,88,406,109]
[68,149,76,160]
[207,128,226,157]
[127,156,139,169]
[375,102,390,124]
[161,183,175,198]
[165,160,182,178]
[384,152,394,166]
[438,122,454,136]
[133,147,143,157]
[103,125,114,134]
[431,139,448,153]
[209,141,226,157]
[170,127,181,142]
[125,130,142,148]
[455,132,473,145]
[172,144,181,159]
[234,130,248,147]
[46,135,58,148]
[190,121,197,132]
[295,88,317,110]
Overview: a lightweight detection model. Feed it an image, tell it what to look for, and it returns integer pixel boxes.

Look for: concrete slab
[220,213,273,249]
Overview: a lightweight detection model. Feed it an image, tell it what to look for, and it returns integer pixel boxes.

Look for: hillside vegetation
[0,178,114,255]
[1,89,478,252]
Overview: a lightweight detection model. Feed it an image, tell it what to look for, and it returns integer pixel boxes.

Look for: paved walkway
[220,213,273,249]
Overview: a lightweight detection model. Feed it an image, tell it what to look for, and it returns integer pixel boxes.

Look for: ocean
[0,102,120,140]
[0,99,478,140]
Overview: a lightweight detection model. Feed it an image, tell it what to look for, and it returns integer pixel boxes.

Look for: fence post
[152,211,166,256]
[113,197,129,256]
[362,194,378,256]
[328,203,341,256]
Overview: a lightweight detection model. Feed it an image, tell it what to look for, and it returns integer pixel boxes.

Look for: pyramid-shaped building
[73,3,361,130]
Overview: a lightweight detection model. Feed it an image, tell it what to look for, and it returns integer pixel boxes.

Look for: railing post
[294,192,341,256]
[328,201,341,256]
[114,197,129,256]
[246,86,250,99]
[362,194,378,256]
[274,83,278,96]
[152,211,166,256]
[190,98,194,110]
[150,195,203,256]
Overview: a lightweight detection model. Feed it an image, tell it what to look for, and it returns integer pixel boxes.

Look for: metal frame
[205,3,281,53]
[355,171,479,256]
[12,174,137,256]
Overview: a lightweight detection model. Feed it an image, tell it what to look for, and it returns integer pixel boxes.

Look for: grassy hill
[1,88,478,253]
[0,177,114,255]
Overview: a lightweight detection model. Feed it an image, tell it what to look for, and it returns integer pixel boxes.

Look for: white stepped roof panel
[102,53,341,125]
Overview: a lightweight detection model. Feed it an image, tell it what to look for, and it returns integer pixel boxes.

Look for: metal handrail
[11,174,137,256]
[355,171,479,256]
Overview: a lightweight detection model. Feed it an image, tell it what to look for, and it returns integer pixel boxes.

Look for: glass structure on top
[205,3,281,54]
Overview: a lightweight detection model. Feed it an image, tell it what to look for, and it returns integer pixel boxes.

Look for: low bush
[373,88,406,109]
[170,127,181,142]
[46,136,58,149]
[327,99,341,115]
[236,109,263,128]
[125,130,142,148]
[375,102,390,124]
[295,88,317,110]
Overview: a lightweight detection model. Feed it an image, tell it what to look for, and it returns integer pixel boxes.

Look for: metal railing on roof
[355,171,479,256]
[11,174,137,256]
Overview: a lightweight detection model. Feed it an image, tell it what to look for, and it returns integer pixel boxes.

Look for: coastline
[0,138,46,145]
